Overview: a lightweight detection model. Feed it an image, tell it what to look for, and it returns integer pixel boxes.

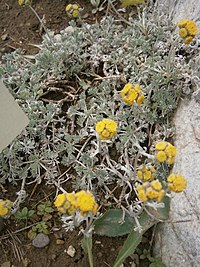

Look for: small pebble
[66,245,76,257]
[56,239,65,245]
[1,33,8,41]
[32,233,50,248]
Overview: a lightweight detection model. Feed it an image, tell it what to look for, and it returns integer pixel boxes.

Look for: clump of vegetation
[15,207,35,223]
[0,0,199,266]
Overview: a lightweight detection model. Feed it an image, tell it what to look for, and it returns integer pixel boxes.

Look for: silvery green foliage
[0,7,199,199]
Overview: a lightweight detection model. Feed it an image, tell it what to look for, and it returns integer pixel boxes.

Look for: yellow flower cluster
[0,199,13,217]
[54,190,98,216]
[120,83,144,106]
[137,180,165,203]
[66,4,80,18]
[167,174,187,193]
[18,0,31,6]
[178,19,198,44]
[54,193,77,215]
[155,141,177,164]
[137,164,156,182]
[75,191,98,216]
[95,119,117,140]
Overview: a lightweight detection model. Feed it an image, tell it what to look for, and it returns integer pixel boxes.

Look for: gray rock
[156,0,200,23]
[32,233,50,248]
[154,98,200,267]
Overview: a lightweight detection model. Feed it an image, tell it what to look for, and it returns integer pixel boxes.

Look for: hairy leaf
[94,209,135,237]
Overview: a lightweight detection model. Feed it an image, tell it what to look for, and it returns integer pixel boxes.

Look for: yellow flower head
[155,141,177,164]
[54,193,76,215]
[66,3,80,18]
[76,190,98,216]
[95,119,117,140]
[137,180,165,203]
[18,0,31,6]
[54,191,98,216]
[137,164,156,182]
[120,83,144,106]
[167,174,187,193]
[178,19,198,44]
[184,36,194,44]
[137,184,148,202]
[0,199,13,217]
[179,28,188,38]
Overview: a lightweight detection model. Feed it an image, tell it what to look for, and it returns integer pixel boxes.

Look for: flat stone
[32,233,50,248]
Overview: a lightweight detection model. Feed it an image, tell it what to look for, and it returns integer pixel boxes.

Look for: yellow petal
[155,141,167,151]
[66,4,72,11]
[95,121,105,133]
[179,28,188,38]
[184,36,193,44]
[156,151,167,162]
[178,19,189,28]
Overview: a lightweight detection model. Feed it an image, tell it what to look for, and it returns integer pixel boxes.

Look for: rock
[56,239,65,245]
[154,98,200,266]
[32,233,50,248]
[66,245,76,257]
[157,0,200,23]
[1,33,8,41]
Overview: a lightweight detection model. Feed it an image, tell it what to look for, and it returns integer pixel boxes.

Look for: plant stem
[29,5,54,45]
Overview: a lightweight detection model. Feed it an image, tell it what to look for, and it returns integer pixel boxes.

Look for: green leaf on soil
[113,211,155,267]
[113,198,170,267]
[81,235,93,267]
[94,209,135,237]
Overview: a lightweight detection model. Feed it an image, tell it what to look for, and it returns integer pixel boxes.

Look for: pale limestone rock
[156,0,200,23]
[66,245,76,257]
[154,98,200,267]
